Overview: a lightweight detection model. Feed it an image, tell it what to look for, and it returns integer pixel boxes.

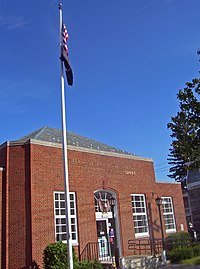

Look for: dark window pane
[61,218,66,224]
[55,209,59,215]
[62,226,67,232]
[60,194,65,200]
[56,234,63,241]
[71,225,76,232]
[72,233,76,240]
[61,209,66,215]
[62,233,67,241]
[70,209,75,215]
[60,201,65,208]
[56,218,61,224]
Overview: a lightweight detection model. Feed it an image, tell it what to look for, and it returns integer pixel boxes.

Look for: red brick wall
[7,144,32,269]
[0,141,187,268]
[29,143,186,264]
[0,145,9,269]
[69,149,157,257]
[30,143,64,266]
[155,182,187,237]
[0,143,32,269]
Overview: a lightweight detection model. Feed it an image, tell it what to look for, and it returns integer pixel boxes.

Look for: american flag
[60,23,73,86]
[62,24,69,54]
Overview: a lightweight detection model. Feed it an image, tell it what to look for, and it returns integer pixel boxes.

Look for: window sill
[166,229,176,234]
[135,233,149,239]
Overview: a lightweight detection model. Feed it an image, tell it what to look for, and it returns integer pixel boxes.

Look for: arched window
[94,190,113,213]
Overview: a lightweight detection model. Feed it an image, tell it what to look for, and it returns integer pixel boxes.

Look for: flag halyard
[60,23,73,86]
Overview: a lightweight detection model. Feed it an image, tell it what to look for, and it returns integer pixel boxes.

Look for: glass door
[94,190,120,261]
[96,219,110,259]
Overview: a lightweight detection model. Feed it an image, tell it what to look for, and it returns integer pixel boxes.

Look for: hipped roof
[17,126,137,157]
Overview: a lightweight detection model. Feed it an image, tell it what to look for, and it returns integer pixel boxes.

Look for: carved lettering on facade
[125,171,136,175]
[69,158,136,175]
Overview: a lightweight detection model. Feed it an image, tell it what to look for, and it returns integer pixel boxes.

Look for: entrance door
[96,218,115,260]
[96,219,110,258]
[94,190,120,261]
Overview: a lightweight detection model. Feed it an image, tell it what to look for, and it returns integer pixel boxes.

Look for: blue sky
[0,0,200,182]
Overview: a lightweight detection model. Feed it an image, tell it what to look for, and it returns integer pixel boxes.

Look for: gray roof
[17,126,136,156]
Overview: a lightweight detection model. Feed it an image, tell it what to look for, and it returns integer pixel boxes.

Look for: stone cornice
[6,139,153,162]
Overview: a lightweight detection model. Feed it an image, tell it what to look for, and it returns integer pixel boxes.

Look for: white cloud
[0,15,30,30]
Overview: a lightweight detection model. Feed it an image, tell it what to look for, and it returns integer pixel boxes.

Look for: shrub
[192,244,200,257]
[168,246,194,263]
[76,260,103,269]
[165,232,190,251]
[182,256,200,265]
[43,242,103,269]
[43,242,78,269]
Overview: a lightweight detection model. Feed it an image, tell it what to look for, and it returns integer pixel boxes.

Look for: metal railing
[80,241,114,262]
[128,236,200,256]
[80,237,200,262]
[128,238,163,256]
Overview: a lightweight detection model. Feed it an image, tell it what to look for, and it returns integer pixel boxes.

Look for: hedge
[43,242,103,269]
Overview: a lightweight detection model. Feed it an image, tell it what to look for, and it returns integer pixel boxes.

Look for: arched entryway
[94,190,121,264]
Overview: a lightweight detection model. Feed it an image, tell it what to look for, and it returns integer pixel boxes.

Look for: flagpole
[59,4,73,269]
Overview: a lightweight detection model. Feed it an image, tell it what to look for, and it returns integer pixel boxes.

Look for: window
[161,197,176,233]
[131,194,149,237]
[94,191,113,213]
[54,192,78,244]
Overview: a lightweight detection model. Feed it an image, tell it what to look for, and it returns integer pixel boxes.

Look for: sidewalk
[163,264,200,268]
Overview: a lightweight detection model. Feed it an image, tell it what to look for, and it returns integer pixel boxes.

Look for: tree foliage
[167,78,200,184]
[43,242,77,269]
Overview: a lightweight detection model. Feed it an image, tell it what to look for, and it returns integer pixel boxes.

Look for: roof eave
[6,138,153,162]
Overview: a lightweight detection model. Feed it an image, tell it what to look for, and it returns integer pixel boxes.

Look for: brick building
[187,169,200,235]
[0,126,187,269]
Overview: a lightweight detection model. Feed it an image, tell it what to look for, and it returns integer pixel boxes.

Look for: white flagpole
[59,4,74,269]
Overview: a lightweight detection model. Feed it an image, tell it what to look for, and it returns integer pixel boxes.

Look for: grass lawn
[181,256,200,265]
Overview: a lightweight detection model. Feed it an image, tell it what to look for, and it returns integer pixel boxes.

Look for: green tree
[167,78,200,184]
